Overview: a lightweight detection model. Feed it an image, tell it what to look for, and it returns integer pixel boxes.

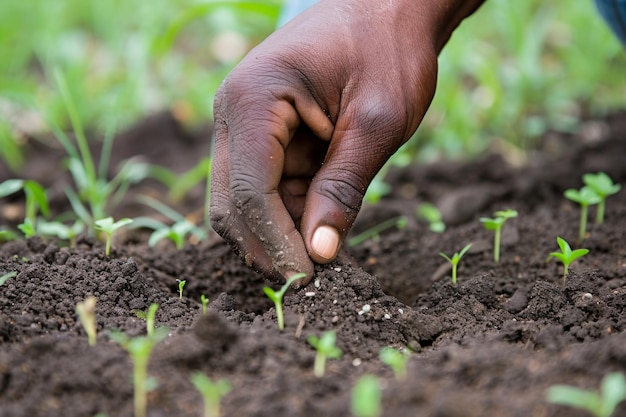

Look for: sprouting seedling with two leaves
[480,209,518,262]
[546,372,626,417]
[0,179,50,237]
[263,273,305,330]
[94,217,133,257]
[379,347,409,381]
[565,186,601,244]
[549,237,589,284]
[583,172,621,224]
[439,243,472,286]
[307,331,343,378]
[190,372,231,417]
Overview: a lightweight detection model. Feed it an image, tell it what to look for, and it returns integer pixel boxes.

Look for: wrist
[331,0,485,53]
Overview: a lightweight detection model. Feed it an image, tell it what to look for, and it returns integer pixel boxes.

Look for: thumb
[300,95,409,264]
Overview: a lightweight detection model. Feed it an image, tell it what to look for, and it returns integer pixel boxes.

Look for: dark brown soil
[1,111,626,417]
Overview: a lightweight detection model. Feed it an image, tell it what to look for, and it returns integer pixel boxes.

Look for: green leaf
[0,271,17,286]
[546,385,603,415]
[23,180,49,217]
[556,236,571,256]
[600,373,626,416]
[351,375,381,417]
[583,172,621,198]
[480,217,503,230]
[0,179,24,198]
[565,186,601,206]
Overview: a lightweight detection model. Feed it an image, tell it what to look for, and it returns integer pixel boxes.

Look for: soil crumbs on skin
[1,112,626,417]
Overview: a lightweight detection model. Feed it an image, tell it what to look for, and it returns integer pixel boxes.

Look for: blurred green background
[1,0,625,173]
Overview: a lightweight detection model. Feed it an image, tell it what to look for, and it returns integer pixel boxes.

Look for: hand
[210,0,481,286]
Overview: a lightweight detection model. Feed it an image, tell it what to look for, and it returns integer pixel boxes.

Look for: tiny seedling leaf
[583,172,621,198]
[0,271,17,286]
[351,375,381,417]
[263,273,306,330]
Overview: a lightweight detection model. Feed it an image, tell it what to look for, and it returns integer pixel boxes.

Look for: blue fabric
[277,0,319,27]
[595,0,626,45]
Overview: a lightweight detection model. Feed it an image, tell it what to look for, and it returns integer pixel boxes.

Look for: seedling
[0,179,50,237]
[263,272,306,330]
[480,209,518,262]
[110,327,169,417]
[583,172,621,224]
[176,279,187,299]
[549,237,589,283]
[565,186,601,243]
[200,294,209,315]
[37,219,85,247]
[0,271,17,286]
[546,372,626,417]
[76,296,98,346]
[348,216,408,246]
[94,217,133,256]
[135,195,207,242]
[379,347,409,381]
[307,331,343,378]
[148,219,195,250]
[136,303,159,336]
[53,70,157,233]
[351,375,381,417]
[190,372,231,417]
[417,202,446,233]
[439,243,472,286]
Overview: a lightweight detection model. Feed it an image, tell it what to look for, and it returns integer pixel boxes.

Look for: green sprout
[0,271,17,286]
[439,243,472,286]
[307,331,343,378]
[546,372,626,417]
[53,70,157,234]
[351,375,381,417]
[549,237,589,283]
[263,273,305,330]
[190,372,231,417]
[148,219,195,250]
[37,219,85,247]
[480,209,518,262]
[176,279,187,299]
[0,179,50,237]
[200,294,209,315]
[136,303,159,337]
[379,347,409,381]
[583,172,621,224]
[76,296,98,346]
[110,327,169,417]
[348,216,408,246]
[565,186,601,244]
[417,202,445,233]
[94,217,133,256]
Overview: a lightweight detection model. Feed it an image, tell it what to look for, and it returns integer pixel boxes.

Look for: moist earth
[1,111,626,417]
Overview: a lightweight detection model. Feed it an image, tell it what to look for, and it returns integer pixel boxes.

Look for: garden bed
[1,111,626,417]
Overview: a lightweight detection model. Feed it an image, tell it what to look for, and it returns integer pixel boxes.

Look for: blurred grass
[412,0,626,162]
[1,0,625,172]
[0,0,280,146]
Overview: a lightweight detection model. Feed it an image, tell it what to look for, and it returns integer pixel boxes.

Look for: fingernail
[311,225,340,261]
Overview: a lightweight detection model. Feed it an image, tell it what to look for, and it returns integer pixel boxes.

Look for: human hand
[210,0,482,286]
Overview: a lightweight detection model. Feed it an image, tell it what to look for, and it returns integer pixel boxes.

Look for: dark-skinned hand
[210,0,484,286]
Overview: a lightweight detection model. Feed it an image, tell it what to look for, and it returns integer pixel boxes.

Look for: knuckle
[230,174,264,212]
[209,202,232,238]
[318,174,364,214]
